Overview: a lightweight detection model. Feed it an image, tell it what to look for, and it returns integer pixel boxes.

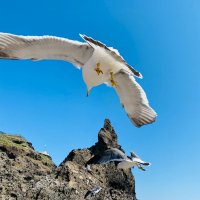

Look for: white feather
[113,70,157,127]
[0,32,94,68]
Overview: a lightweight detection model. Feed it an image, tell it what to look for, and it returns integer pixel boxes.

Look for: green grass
[28,153,54,167]
[0,135,9,146]
[0,139,8,146]
[28,156,34,160]
[15,143,27,151]
[0,134,27,150]
[37,152,54,163]
[0,134,55,166]
[40,154,47,160]
[6,135,26,141]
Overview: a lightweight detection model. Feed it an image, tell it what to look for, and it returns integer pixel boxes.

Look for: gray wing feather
[113,69,157,127]
[97,148,128,164]
[0,32,94,68]
[130,151,140,159]
[133,158,151,166]
[130,151,151,166]
[139,161,151,166]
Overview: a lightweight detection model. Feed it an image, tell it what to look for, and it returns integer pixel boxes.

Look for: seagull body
[82,46,121,89]
[96,148,151,170]
[0,32,157,127]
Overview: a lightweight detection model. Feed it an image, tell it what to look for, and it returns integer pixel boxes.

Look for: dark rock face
[89,119,125,155]
[0,119,137,200]
[0,134,56,200]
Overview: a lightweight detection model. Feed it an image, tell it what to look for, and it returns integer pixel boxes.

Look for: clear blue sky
[0,1,199,199]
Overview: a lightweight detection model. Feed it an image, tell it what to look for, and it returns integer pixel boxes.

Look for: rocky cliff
[0,119,137,200]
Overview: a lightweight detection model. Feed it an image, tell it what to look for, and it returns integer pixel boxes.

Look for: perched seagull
[84,186,103,199]
[95,148,151,171]
[0,32,157,127]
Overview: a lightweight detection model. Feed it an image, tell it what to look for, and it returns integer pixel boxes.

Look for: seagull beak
[86,90,90,97]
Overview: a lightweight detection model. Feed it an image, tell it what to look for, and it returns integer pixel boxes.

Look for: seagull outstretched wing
[130,151,140,159]
[113,69,157,127]
[0,32,94,68]
[96,148,130,164]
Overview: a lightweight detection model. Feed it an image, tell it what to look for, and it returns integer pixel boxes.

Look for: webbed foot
[135,163,146,171]
[110,72,117,87]
[94,63,103,75]
[86,90,90,97]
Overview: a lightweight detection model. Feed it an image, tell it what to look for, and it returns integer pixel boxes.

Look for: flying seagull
[94,148,151,171]
[0,32,157,127]
[84,186,103,199]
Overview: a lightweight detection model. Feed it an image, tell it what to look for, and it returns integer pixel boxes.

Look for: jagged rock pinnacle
[90,119,124,155]
[104,118,113,131]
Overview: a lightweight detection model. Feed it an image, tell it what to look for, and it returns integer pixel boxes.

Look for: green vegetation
[6,135,27,142]
[15,143,26,150]
[0,133,54,166]
[40,154,47,160]
[0,134,28,151]
[37,152,54,165]
[0,139,8,146]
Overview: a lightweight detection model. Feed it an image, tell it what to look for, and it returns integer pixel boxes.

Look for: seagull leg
[86,89,90,97]
[110,72,117,87]
[94,62,103,75]
[135,163,146,171]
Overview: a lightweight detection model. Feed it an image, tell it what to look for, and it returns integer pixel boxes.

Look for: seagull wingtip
[79,34,85,39]
[139,73,143,79]
[79,34,83,38]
